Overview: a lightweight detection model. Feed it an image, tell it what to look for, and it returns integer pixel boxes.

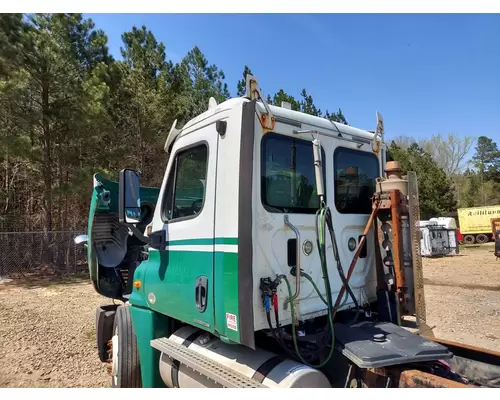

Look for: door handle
[195,276,208,313]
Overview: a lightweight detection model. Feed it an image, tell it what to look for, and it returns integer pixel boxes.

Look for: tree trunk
[41,74,54,267]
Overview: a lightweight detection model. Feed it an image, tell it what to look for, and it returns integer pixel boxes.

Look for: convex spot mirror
[74,234,88,246]
[119,168,142,224]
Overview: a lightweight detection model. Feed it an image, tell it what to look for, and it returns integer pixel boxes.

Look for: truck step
[150,337,267,388]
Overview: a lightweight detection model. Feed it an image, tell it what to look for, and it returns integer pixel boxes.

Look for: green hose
[281,205,340,368]
[282,275,335,368]
[301,272,349,308]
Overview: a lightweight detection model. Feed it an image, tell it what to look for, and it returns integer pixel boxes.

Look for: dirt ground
[0,276,110,388]
[0,245,499,388]
[422,244,500,352]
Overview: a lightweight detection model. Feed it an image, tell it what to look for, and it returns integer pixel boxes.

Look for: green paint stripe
[214,237,238,245]
[166,237,238,246]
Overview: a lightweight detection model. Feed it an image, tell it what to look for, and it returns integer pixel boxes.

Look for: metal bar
[291,125,373,146]
[283,214,301,308]
[389,190,406,311]
[332,198,381,317]
[398,369,473,388]
[430,337,500,388]
[431,337,500,367]
[373,217,387,290]
[407,171,426,326]
[360,367,475,388]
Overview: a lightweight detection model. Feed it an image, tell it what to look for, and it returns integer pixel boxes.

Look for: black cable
[266,310,319,362]
[269,275,328,361]
[316,206,360,324]
[323,207,361,325]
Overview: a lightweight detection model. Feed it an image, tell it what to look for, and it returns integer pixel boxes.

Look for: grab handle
[284,214,301,308]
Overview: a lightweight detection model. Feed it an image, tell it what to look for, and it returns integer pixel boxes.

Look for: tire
[463,235,475,244]
[111,305,142,388]
[475,234,489,244]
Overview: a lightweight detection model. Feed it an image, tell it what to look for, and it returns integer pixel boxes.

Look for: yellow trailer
[457,205,500,244]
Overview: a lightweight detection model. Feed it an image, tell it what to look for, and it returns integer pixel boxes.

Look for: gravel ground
[0,276,109,388]
[0,245,499,388]
[422,244,500,352]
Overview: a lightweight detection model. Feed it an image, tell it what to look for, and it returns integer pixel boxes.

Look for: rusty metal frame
[359,366,475,388]
[490,218,500,235]
[354,338,500,388]
[491,218,500,259]
[389,190,407,310]
[244,74,275,132]
[431,337,500,367]
[372,189,412,324]
[335,337,500,388]
[396,369,473,388]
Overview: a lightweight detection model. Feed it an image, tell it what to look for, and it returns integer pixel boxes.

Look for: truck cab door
[143,125,218,333]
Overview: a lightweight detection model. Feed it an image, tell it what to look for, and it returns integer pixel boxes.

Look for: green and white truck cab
[76,76,497,389]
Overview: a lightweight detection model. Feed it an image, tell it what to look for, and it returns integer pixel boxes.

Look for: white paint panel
[252,122,381,331]
[165,244,238,253]
[214,108,243,240]
[166,245,214,252]
[214,244,238,253]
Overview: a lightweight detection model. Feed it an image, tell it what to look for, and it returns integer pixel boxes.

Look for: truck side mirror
[119,168,142,224]
[74,234,88,246]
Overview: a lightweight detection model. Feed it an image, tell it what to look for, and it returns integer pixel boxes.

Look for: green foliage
[457,137,500,207]
[236,65,252,97]
[0,14,243,232]
[388,142,457,219]
[0,13,113,231]
[387,132,500,210]
[471,136,500,182]
[268,89,301,111]
[179,46,230,118]
[325,108,348,125]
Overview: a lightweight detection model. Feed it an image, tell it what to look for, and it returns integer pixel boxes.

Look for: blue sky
[85,13,500,149]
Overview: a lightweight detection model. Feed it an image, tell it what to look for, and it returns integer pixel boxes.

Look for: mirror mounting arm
[127,225,150,245]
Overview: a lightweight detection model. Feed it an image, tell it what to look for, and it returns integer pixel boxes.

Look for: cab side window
[162,144,208,222]
[334,147,379,214]
[261,133,326,214]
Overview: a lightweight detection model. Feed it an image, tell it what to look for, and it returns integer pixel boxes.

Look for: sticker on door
[226,313,238,331]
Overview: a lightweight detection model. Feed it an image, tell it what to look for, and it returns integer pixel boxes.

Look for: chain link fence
[0,230,88,278]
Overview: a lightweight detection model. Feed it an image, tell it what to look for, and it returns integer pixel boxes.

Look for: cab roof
[179,96,379,143]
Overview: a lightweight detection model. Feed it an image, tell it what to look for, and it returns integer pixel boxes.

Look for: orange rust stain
[399,370,473,388]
